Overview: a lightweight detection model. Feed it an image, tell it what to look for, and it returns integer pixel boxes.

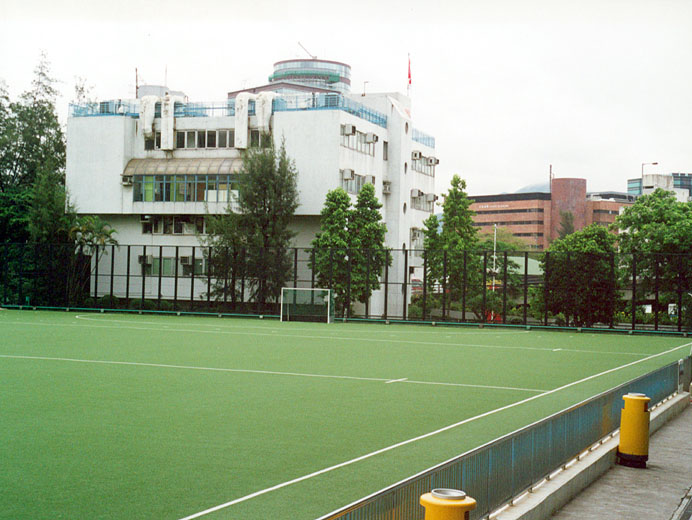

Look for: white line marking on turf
[385,378,408,384]
[177,340,692,520]
[0,355,544,393]
[553,348,562,352]
[5,317,649,357]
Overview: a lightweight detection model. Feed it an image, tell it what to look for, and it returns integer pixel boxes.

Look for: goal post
[280,288,334,323]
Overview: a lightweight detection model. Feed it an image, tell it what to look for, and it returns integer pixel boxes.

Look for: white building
[65,59,438,317]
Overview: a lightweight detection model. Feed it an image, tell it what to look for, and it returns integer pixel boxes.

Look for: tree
[558,210,575,239]
[614,189,692,328]
[205,138,299,310]
[311,188,352,315]
[345,183,390,305]
[538,224,618,327]
[422,175,479,316]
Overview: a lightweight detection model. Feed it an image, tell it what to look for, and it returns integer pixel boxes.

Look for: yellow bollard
[420,489,477,520]
[616,392,650,468]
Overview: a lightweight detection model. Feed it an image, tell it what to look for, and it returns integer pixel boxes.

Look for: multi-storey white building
[65,59,438,316]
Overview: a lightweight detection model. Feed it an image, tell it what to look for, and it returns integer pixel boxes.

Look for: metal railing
[273,93,388,128]
[412,128,436,149]
[320,358,690,520]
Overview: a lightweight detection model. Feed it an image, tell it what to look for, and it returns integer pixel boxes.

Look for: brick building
[469,178,634,250]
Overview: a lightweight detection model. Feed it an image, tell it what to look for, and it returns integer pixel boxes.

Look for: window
[176,131,186,149]
[250,130,260,148]
[412,157,435,177]
[218,130,227,148]
[340,131,375,156]
[134,174,239,204]
[341,172,372,194]
[141,215,208,236]
[186,131,195,149]
[146,257,176,276]
[197,131,206,148]
[383,141,388,161]
[207,130,216,148]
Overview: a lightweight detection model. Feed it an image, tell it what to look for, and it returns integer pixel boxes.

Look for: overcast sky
[2,0,691,196]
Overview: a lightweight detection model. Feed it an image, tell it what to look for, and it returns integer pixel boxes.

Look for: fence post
[125,245,131,308]
[110,245,116,305]
[94,244,99,303]
[174,246,179,310]
[523,252,528,325]
[141,245,146,311]
[207,246,212,308]
[190,246,196,312]
[222,246,228,307]
[310,249,316,289]
[482,252,487,323]
[610,252,615,329]
[442,250,448,321]
[631,253,637,331]
[677,268,683,333]
[462,251,467,322]
[365,249,370,320]
[502,251,508,324]
[346,249,352,319]
[403,246,408,320]
[384,255,389,320]
[654,254,659,331]
[0,244,5,304]
[293,248,298,289]
[422,249,427,321]
[158,245,163,309]
[544,252,549,327]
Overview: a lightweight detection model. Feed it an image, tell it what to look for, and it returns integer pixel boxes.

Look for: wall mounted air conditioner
[411,151,423,160]
[365,175,376,184]
[121,175,133,186]
[426,157,440,166]
[382,181,392,194]
[425,193,438,202]
[180,256,192,266]
[138,254,153,265]
[410,188,423,198]
[342,168,355,181]
[341,124,356,136]
[365,132,378,143]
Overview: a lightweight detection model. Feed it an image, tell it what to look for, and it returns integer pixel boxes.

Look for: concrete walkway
[551,402,692,520]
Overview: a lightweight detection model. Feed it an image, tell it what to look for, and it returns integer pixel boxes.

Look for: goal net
[280,288,334,323]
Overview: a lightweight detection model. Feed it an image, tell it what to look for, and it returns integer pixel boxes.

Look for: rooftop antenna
[549,164,554,193]
[298,41,316,59]
[135,68,139,98]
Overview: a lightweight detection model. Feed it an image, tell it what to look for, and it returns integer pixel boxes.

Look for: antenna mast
[298,41,316,59]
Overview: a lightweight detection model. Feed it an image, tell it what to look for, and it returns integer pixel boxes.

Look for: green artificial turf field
[0,309,689,519]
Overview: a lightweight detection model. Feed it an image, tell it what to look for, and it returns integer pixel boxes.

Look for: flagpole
[407,53,411,97]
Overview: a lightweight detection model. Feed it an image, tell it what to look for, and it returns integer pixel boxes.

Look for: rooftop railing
[412,128,436,149]
[69,94,387,128]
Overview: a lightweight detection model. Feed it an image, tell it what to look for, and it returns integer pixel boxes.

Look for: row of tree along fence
[1,242,690,332]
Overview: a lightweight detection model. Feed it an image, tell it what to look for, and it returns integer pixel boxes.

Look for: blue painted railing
[320,358,689,520]
[412,128,436,149]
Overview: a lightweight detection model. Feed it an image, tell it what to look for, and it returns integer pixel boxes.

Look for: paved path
[551,402,692,519]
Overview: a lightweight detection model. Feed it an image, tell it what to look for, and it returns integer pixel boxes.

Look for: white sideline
[0,354,545,393]
[4,316,651,357]
[178,341,692,520]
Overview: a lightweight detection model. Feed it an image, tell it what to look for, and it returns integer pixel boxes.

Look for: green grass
[0,309,689,519]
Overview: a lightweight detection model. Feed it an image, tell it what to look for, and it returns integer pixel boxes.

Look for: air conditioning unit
[411,151,423,160]
[342,168,355,181]
[341,124,356,136]
[410,188,423,198]
[426,156,440,166]
[382,181,392,194]
[365,175,376,185]
[365,132,378,143]
[180,256,192,266]
[425,193,438,202]
[138,254,153,265]
[121,175,133,186]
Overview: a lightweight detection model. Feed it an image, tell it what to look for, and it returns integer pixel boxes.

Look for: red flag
[408,55,411,85]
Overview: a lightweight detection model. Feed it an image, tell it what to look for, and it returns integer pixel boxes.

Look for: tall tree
[311,188,352,314]
[538,224,618,327]
[347,183,390,305]
[614,188,692,327]
[205,137,299,309]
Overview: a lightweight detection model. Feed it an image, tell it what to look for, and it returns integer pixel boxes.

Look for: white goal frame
[280,287,332,324]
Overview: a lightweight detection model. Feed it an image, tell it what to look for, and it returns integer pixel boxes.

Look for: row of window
[145,129,265,150]
[341,174,373,195]
[592,209,619,215]
[340,131,376,156]
[144,256,206,277]
[133,174,240,203]
[473,220,544,227]
[514,233,544,237]
[411,157,435,177]
[411,196,434,213]
[141,215,207,235]
[474,208,544,215]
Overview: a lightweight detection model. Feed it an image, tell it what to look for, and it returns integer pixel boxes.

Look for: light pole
[640,162,658,196]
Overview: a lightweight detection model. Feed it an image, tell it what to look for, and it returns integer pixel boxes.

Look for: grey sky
[2,0,691,196]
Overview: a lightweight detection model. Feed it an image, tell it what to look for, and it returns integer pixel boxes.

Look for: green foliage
[28,160,73,244]
[539,224,618,327]
[205,138,299,308]
[614,188,692,328]
[311,184,390,315]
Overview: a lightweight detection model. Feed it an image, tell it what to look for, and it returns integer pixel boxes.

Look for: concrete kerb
[671,486,692,520]
[492,391,690,520]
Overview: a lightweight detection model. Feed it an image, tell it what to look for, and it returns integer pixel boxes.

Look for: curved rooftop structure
[269,59,351,94]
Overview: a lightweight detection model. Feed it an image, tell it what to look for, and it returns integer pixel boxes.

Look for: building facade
[469,178,634,250]
[65,59,438,315]
[627,173,692,202]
